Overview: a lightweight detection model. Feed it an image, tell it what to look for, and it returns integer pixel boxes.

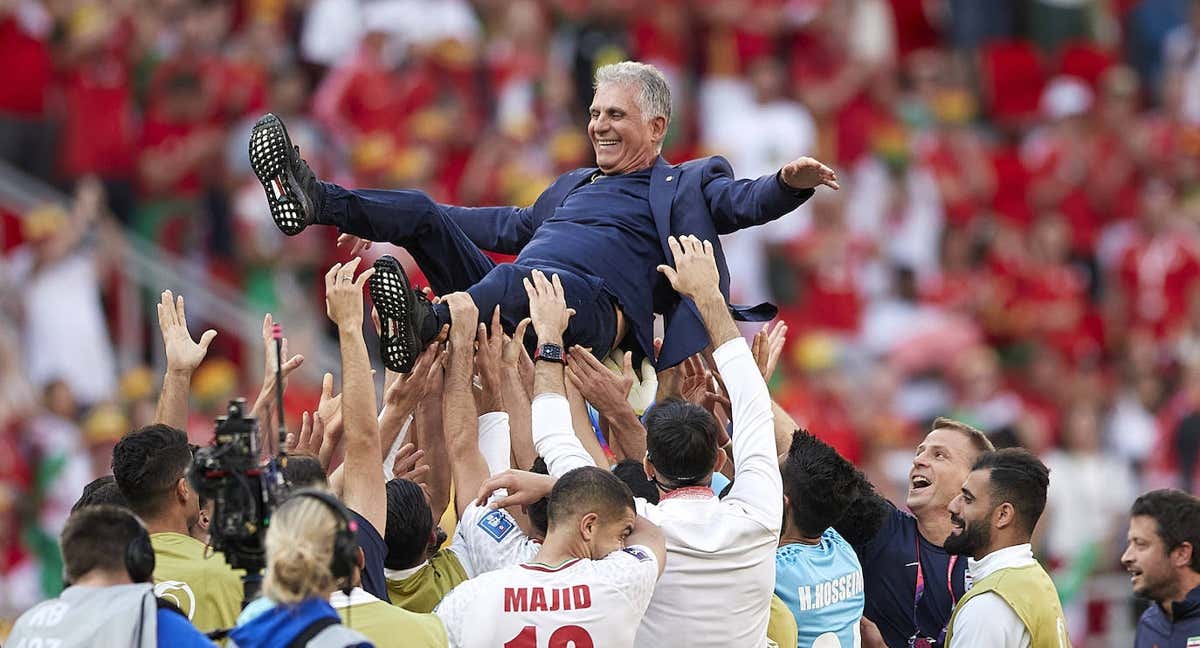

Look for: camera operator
[6,505,213,647]
[112,423,243,634]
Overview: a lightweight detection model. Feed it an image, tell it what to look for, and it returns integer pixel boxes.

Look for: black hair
[526,457,550,536]
[972,448,1050,535]
[1131,489,1200,572]
[71,475,129,513]
[111,424,193,518]
[384,478,433,570]
[547,467,634,531]
[612,459,658,504]
[284,455,328,489]
[644,399,720,488]
[61,505,147,583]
[782,430,865,538]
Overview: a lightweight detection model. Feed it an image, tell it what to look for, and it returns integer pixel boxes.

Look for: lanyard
[912,537,958,626]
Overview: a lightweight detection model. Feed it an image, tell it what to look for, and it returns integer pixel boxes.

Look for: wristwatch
[534,342,565,364]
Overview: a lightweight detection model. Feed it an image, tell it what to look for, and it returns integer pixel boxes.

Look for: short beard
[943,516,991,557]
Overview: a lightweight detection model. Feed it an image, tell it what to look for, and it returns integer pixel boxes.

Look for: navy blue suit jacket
[442,156,814,369]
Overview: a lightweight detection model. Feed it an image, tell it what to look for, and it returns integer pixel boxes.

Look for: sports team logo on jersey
[622,546,652,562]
[478,509,515,542]
[154,580,197,619]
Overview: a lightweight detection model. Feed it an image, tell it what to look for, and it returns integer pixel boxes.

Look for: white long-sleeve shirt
[633,337,782,648]
[531,393,595,477]
[526,338,781,647]
[948,544,1035,648]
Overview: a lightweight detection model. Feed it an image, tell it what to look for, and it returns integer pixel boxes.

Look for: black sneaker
[370,255,437,373]
[249,113,321,236]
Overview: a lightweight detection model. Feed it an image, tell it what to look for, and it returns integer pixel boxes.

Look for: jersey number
[503,625,594,648]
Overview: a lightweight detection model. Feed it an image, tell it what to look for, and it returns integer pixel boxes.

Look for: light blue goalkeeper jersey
[775,527,865,648]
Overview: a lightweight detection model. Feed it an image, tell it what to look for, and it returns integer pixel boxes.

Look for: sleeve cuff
[712,336,751,368]
[775,170,817,200]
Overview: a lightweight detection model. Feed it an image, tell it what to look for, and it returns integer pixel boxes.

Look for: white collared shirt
[948,544,1036,648]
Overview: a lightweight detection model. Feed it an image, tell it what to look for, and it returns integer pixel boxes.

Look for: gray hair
[594,61,672,123]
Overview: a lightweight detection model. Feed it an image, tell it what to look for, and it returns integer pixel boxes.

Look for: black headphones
[119,510,156,584]
[288,489,359,583]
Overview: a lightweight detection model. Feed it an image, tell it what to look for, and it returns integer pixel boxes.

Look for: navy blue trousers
[317,182,616,357]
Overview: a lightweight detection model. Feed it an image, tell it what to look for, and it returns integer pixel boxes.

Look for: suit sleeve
[699,156,815,235]
[441,172,578,254]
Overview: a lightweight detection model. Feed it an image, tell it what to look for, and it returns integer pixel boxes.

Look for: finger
[490,306,502,340]
[565,308,575,320]
[822,179,840,191]
[282,354,304,375]
[371,307,382,336]
[666,235,681,261]
[550,273,564,299]
[198,329,217,351]
[656,264,678,284]
[702,239,713,257]
[297,411,311,445]
[321,372,334,400]
[342,256,362,276]
[353,265,375,289]
[156,302,168,333]
[566,366,584,389]
[514,318,531,342]
[176,294,188,326]
[621,351,634,379]
[405,464,431,484]
[160,290,175,326]
[262,313,273,341]
[325,262,341,286]
[522,277,535,300]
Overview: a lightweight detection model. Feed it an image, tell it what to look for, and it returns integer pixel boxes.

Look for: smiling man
[1122,489,1200,648]
[943,449,1070,648]
[833,417,993,647]
[247,61,837,373]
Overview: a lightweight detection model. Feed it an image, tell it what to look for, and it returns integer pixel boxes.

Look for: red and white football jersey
[434,546,659,648]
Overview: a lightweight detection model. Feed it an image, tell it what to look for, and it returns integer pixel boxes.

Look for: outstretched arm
[324,258,386,533]
[702,155,836,234]
[154,290,217,432]
[525,270,596,476]
[658,236,781,529]
[441,292,494,517]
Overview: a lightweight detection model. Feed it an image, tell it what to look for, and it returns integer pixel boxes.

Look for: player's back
[150,531,244,634]
[435,546,659,648]
[634,492,779,647]
[776,528,864,648]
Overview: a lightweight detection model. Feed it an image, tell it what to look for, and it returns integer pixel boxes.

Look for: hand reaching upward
[157,290,216,375]
[523,269,574,344]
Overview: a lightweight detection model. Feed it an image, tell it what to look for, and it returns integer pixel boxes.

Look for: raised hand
[382,343,444,422]
[567,347,634,418]
[261,313,305,386]
[317,372,344,450]
[336,233,373,257]
[475,469,557,509]
[656,235,721,301]
[441,292,480,351]
[523,269,574,343]
[780,156,839,191]
[752,320,788,382]
[391,442,430,485]
[476,306,505,389]
[324,257,374,329]
[157,290,216,374]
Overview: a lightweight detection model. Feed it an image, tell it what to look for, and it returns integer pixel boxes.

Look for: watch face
[538,343,564,361]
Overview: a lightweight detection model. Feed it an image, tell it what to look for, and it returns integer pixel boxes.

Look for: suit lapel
[650,157,680,256]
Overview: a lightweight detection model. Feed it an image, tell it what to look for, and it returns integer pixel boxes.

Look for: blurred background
[1,0,1198,643]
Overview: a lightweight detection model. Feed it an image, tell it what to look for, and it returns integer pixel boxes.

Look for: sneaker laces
[290,145,320,200]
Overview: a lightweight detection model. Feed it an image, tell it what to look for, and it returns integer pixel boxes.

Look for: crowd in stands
[5,0,1200,644]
